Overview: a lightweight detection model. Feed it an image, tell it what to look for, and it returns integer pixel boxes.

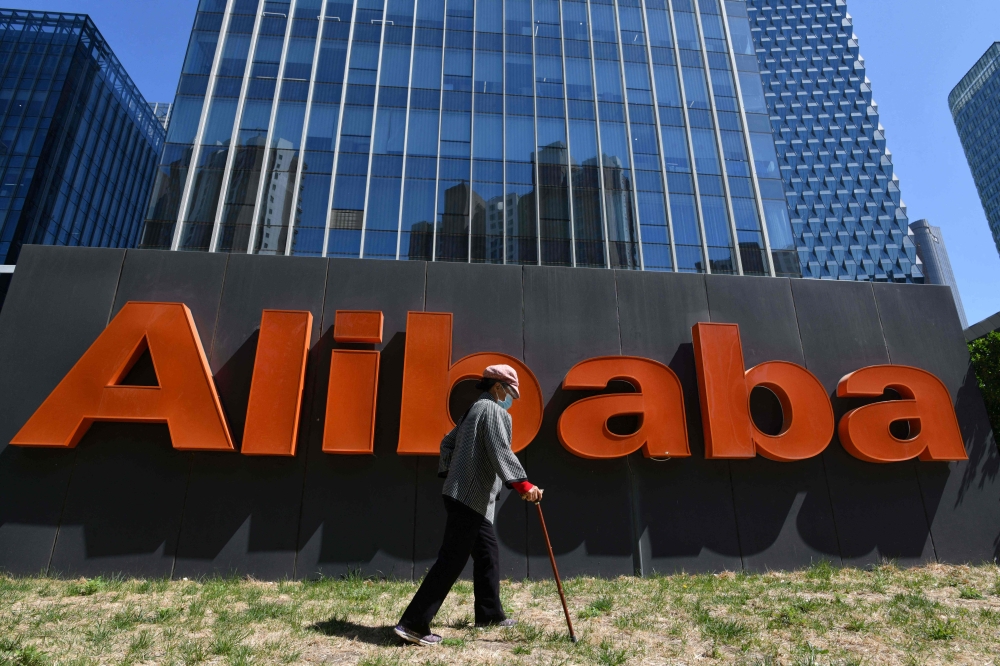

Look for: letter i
[323,311,383,454]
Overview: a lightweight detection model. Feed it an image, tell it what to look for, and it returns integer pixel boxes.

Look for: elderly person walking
[394,364,543,646]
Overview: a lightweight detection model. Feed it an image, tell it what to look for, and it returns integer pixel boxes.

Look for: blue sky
[16,0,1000,324]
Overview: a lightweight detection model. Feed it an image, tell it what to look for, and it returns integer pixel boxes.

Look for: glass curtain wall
[143,0,779,277]
[143,0,227,249]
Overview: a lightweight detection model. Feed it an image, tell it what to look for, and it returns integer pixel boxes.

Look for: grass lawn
[1,562,999,665]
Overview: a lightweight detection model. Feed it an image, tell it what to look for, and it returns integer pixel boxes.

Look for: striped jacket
[438,393,527,523]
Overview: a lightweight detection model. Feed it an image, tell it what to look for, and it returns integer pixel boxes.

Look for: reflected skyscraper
[142,0,797,277]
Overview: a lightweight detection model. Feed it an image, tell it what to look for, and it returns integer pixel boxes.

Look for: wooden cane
[534,501,577,642]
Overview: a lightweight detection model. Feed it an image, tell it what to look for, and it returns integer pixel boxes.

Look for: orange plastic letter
[558,356,690,459]
[692,323,754,458]
[744,361,834,462]
[323,310,382,454]
[11,302,233,450]
[836,365,967,463]
[398,312,543,455]
[242,310,313,456]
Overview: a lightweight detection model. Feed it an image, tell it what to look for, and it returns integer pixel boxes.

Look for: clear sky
[14,0,1000,325]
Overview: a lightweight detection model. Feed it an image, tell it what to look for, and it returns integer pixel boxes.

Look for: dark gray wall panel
[49,423,185,577]
[296,259,425,580]
[0,246,124,575]
[616,270,742,573]
[112,249,229,351]
[792,279,935,567]
[706,274,840,571]
[873,283,1000,563]
[417,262,528,580]
[173,255,328,579]
[522,266,633,578]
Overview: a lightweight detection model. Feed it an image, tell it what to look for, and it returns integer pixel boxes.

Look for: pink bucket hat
[483,364,520,399]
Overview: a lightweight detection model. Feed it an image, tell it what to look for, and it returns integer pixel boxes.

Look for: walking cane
[534,501,577,643]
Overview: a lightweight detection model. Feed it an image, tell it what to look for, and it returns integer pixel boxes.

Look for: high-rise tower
[950,42,1000,259]
[744,0,918,281]
[0,10,165,266]
[141,0,799,276]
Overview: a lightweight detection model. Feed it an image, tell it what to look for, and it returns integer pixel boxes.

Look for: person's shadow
[308,618,399,646]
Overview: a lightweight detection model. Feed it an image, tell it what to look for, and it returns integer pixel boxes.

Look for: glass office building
[0,10,165,265]
[141,0,799,276]
[950,42,1000,259]
[745,0,918,281]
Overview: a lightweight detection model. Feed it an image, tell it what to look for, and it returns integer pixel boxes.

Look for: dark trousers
[400,496,506,635]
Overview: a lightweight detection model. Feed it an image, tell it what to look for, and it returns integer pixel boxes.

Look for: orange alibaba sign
[10,303,968,465]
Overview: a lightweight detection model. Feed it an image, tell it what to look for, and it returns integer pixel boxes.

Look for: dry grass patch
[1,563,1000,664]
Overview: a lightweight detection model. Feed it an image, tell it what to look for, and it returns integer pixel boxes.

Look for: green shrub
[969,331,1000,438]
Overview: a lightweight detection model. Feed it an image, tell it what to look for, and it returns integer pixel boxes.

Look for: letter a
[558,356,690,459]
[837,365,967,463]
[398,312,543,455]
[11,302,233,450]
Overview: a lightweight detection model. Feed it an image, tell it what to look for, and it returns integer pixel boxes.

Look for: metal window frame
[466,0,477,263]
[719,0,776,277]
[555,0,577,268]
[283,0,328,256]
[639,0,678,272]
[320,2,361,258]
[208,1,267,252]
[585,0,611,269]
[395,0,422,260]
[500,0,509,265]
[692,0,743,276]
[429,0,451,262]
[171,0,237,251]
[611,0,644,271]
[246,0,300,254]
[358,2,392,258]
[665,0,711,273]
[530,0,541,266]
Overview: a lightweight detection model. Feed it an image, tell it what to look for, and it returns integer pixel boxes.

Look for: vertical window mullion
[246,0,299,253]
[174,0,237,251]
[666,0,710,272]
[587,0,611,269]
[396,1,422,260]
[612,0,643,270]
[720,0,775,276]
[431,0,450,262]
[285,0,330,256]
[209,0,266,252]
[557,0,577,267]
[467,1,477,263]
[359,10,391,258]
[693,0,742,275]
[640,0,678,272]
[321,5,360,257]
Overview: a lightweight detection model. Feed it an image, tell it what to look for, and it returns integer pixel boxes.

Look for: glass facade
[0,10,165,264]
[950,42,1000,260]
[745,0,918,281]
[142,0,796,276]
